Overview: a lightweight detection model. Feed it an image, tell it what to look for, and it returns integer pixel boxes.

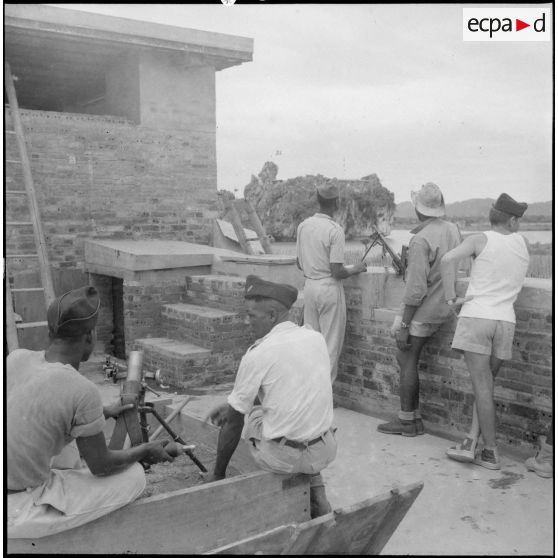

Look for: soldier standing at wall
[377,183,462,437]
[296,182,367,381]
[440,193,530,470]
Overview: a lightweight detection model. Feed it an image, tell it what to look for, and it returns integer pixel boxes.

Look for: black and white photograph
[5,2,553,554]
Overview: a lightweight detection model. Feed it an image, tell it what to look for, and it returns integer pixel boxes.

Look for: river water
[273,229,552,256]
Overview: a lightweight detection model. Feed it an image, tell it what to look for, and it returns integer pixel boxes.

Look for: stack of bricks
[123,282,187,353]
[131,274,303,390]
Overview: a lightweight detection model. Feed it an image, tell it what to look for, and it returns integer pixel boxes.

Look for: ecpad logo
[463,8,550,41]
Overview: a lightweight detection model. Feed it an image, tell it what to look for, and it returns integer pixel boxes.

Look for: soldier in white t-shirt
[204,275,337,518]
[440,193,530,470]
[296,182,367,381]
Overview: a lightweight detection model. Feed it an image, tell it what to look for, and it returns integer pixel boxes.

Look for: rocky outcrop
[243,162,396,241]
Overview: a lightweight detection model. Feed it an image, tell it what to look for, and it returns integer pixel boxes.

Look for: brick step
[185,274,248,312]
[134,337,239,389]
[161,302,251,352]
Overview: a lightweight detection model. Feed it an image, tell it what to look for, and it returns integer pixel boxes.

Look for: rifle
[361,228,407,276]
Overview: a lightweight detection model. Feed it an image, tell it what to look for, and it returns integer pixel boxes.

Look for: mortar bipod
[108,351,207,472]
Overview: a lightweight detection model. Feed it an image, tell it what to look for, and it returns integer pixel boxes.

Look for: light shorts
[452,316,515,360]
[409,320,443,338]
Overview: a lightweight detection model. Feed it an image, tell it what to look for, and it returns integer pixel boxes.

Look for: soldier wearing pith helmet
[296,180,367,382]
[378,182,462,438]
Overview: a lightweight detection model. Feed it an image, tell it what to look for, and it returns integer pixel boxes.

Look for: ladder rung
[5,190,26,195]
[6,159,20,163]
[16,321,48,329]
[6,254,39,258]
[11,287,45,292]
[6,130,16,134]
[6,221,33,226]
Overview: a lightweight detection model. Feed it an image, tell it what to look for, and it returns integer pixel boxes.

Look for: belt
[272,431,328,450]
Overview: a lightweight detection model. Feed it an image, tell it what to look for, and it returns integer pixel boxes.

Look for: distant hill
[395,199,552,220]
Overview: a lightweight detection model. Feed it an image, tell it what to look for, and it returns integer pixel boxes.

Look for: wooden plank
[206,481,423,555]
[8,471,310,555]
[170,408,258,474]
[223,197,254,255]
[239,199,273,254]
[5,62,56,307]
[16,321,48,329]
[5,281,20,352]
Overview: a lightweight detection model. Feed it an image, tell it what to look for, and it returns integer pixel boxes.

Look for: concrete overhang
[5,4,253,110]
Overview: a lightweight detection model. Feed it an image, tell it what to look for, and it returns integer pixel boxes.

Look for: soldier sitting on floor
[7,286,174,539]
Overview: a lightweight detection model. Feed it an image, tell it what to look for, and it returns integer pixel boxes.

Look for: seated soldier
[203,275,338,518]
[7,286,174,539]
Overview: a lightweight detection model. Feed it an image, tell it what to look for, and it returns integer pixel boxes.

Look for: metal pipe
[149,397,191,440]
[126,351,143,382]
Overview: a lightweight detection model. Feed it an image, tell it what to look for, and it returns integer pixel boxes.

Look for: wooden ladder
[5,62,56,352]
[222,197,272,255]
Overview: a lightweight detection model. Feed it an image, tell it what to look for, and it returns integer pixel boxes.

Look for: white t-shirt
[460,230,529,323]
[228,321,333,441]
[7,349,106,490]
[296,213,345,279]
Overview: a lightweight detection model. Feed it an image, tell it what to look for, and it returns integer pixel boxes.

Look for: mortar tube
[126,351,143,382]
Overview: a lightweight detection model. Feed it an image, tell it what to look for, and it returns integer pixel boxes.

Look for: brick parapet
[337,271,553,453]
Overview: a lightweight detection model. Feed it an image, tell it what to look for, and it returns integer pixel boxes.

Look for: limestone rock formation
[243,162,396,241]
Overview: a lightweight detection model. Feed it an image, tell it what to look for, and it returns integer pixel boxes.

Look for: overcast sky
[51,3,553,204]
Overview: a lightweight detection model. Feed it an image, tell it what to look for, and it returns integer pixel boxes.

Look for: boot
[377,417,417,437]
[525,436,553,478]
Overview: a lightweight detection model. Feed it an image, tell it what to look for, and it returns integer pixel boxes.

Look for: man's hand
[354,261,367,274]
[395,327,412,351]
[390,315,403,337]
[447,295,474,315]
[141,440,175,465]
[205,402,230,427]
[103,400,135,419]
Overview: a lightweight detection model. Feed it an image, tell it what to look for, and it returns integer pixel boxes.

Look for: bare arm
[440,233,486,301]
[330,261,367,280]
[76,432,173,476]
[208,404,245,480]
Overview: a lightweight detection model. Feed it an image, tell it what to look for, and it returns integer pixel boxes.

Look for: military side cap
[47,285,100,337]
[244,275,298,309]
[316,182,339,200]
[493,193,528,217]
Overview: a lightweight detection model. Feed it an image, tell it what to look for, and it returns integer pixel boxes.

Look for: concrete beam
[5,4,253,70]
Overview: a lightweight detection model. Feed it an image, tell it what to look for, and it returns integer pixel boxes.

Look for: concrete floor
[86,355,553,556]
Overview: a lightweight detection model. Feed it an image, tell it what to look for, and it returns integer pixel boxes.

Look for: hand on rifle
[103,399,135,419]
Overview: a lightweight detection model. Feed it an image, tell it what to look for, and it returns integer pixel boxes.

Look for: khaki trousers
[303,277,346,382]
[8,443,145,539]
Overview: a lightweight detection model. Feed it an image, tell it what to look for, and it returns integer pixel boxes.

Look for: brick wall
[5,108,218,289]
[336,272,553,454]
